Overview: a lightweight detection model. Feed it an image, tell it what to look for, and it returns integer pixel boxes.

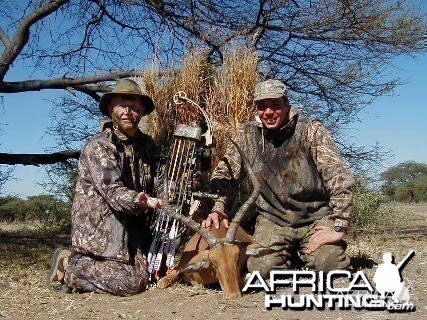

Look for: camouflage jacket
[71,118,161,263]
[210,107,354,227]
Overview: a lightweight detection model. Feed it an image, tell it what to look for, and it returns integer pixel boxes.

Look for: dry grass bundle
[135,50,214,146]
[206,47,258,127]
[135,47,258,165]
[134,69,176,145]
[206,47,259,160]
[173,51,213,125]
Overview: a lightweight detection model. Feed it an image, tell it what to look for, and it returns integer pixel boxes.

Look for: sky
[349,54,427,167]
[1,2,426,198]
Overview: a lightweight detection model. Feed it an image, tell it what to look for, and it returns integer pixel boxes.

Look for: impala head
[180,238,273,299]
[210,243,242,298]
[211,242,273,298]
[162,137,272,299]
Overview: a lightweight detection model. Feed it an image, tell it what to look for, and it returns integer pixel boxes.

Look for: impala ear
[181,257,211,273]
[245,243,275,257]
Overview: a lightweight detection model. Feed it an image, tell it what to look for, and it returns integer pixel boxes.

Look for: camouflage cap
[253,79,287,102]
[99,79,155,116]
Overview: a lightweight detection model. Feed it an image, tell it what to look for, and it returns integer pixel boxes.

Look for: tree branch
[0,69,173,94]
[91,0,146,31]
[0,28,11,47]
[71,85,106,101]
[144,1,223,59]
[251,0,267,48]
[0,0,71,80]
[0,150,80,166]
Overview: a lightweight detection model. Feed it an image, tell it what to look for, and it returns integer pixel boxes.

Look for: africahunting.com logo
[243,250,415,312]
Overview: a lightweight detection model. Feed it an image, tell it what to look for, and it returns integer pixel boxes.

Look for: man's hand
[306,226,346,255]
[137,192,162,209]
[201,211,229,230]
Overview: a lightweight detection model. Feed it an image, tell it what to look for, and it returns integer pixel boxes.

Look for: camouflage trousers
[64,250,149,296]
[247,215,350,277]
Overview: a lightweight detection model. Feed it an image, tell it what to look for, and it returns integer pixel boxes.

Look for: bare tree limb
[144,1,224,60]
[0,28,11,47]
[70,85,104,101]
[90,0,147,31]
[250,0,267,48]
[0,150,80,166]
[0,71,131,93]
[0,69,173,94]
[0,0,71,80]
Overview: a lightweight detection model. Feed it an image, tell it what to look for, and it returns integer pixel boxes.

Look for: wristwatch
[333,225,348,233]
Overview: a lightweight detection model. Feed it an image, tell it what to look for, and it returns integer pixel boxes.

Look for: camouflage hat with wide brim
[253,79,287,102]
[99,78,155,116]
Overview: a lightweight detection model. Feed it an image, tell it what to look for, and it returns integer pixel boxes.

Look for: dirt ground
[0,203,426,320]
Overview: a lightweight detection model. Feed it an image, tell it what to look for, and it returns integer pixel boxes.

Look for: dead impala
[157,139,272,299]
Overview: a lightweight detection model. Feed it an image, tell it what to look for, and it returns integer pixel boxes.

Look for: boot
[47,246,71,291]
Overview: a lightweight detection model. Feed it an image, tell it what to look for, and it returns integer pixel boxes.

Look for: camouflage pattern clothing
[65,251,148,296]
[64,118,161,296]
[247,215,349,277]
[210,107,354,274]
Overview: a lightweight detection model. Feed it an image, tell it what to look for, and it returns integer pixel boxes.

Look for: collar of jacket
[255,106,299,147]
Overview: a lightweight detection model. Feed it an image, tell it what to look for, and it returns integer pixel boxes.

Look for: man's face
[107,95,146,133]
[256,97,289,130]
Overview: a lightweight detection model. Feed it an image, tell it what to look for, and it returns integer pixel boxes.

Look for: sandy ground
[0,203,426,320]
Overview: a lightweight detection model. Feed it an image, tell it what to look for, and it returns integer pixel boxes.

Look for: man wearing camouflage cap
[47,79,163,296]
[204,79,354,275]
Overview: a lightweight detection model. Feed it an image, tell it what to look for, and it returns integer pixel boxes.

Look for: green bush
[381,161,427,202]
[0,196,27,222]
[0,195,71,229]
[352,177,384,227]
[413,175,427,202]
[26,195,71,228]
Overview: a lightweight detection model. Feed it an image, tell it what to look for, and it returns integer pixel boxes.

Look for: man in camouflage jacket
[47,79,163,296]
[203,79,354,275]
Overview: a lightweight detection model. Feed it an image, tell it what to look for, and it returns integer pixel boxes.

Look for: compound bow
[147,91,216,280]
